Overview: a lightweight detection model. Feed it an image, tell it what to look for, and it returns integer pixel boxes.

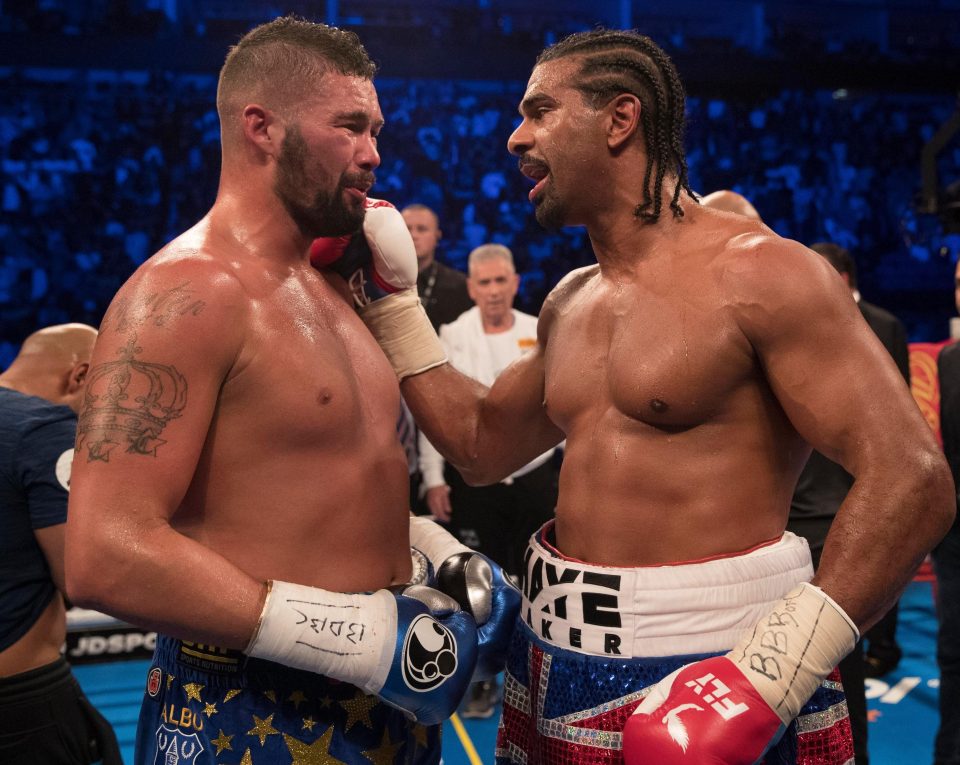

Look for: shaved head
[18,323,98,365]
[1,323,98,412]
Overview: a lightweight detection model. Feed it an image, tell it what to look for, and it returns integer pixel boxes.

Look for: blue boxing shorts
[495,523,854,765]
[135,635,441,765]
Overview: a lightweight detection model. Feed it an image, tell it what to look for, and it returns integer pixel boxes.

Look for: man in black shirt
[0,323,121,765]
[402,203,472,330]
[935,260,960,765]
[401,203,474,514]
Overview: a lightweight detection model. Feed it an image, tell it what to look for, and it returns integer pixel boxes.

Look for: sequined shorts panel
[495,621,854,765]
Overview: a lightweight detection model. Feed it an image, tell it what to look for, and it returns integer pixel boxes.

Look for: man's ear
[242,104,282,158]
[66,362,89,395]
[606,93,641,151]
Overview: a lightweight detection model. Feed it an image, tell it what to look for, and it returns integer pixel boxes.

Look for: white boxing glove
[310,198,417,304]
[310,198,445,379]
[409,515,521,681]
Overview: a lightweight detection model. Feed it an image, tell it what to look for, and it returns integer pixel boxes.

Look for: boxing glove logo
[662,703,703,752]
[402,614,458,691]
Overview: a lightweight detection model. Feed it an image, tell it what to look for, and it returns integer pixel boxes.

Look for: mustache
[342,171,377,191]
[517,155,549,175]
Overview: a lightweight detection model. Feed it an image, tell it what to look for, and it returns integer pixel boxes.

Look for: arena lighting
[918,95,960,234]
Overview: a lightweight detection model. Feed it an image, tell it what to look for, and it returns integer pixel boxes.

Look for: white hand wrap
[246,581,397,694]
[409,515,471,563]
[359,289,447,380]
[729,581,859,724]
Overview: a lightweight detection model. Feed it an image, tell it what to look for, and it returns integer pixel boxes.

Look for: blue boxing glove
[409,515,520,681]
[246,579,478,725]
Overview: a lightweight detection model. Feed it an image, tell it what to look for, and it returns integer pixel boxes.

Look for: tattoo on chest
[77,337,188,462]
[103,282,205,333]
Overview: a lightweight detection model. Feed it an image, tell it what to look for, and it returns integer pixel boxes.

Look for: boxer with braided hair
[536,29,693,221]
[311,27,954,765]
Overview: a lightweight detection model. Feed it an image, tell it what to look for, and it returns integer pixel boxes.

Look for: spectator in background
[402,203,472,330]
[4,68,960,355]
[402,203,474,514]
[419,243,559,719]
[0,322,121,765]
[934,259,960,765]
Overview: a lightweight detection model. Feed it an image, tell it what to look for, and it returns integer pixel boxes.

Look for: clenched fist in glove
[622,582,858,765]
[246,579,478,725]
[310,198,446,379]
[409,515,520,681]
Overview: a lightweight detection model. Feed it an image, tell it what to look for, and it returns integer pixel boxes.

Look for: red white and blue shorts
[495,524,855,765]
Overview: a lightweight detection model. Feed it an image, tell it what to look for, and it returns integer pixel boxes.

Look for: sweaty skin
[398,55,954,633]
[66,71,410,650]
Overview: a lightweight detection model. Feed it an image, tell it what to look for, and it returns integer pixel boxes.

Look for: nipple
[650,398,669,413]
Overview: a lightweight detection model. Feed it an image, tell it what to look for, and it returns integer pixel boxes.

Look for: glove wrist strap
[729,581,859,724]
[246,580,396,693]
[359,289,447,380]
[409,515,471,567]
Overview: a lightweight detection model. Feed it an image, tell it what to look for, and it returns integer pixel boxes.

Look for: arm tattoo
[102,282,205,333]
[77,337,188,462]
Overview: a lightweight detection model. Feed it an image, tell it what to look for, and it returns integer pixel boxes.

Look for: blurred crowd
[2,65,959,367]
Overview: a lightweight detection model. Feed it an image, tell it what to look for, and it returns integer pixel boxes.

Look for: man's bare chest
[221,293,399,444]
[543,293,754,431]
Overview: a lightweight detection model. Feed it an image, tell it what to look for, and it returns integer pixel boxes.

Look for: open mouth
[343,174,375,203]
[344,187,367,202]
[519,158,550,202]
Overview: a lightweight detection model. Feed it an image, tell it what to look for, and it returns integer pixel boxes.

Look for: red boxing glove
[308,232,352,268]
[310,198,417,305]
[622,583,857,765]
[622,657,785,765]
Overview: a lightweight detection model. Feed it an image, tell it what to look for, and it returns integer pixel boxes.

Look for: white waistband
[521,529,814,658]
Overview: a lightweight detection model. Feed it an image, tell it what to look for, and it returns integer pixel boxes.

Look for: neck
[212,182,312,263]
[482,312,514,334]
[0,373,60,406]
[587,190,696,277]
[418,255,436,274]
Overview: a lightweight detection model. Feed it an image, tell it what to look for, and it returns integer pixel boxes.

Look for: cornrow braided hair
[538,29,694,222]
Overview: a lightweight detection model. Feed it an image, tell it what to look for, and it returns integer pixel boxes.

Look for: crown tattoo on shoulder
[77,337,188,462]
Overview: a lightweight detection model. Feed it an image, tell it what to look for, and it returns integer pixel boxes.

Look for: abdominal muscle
[551,423,798,567]
[173,444,414,595]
